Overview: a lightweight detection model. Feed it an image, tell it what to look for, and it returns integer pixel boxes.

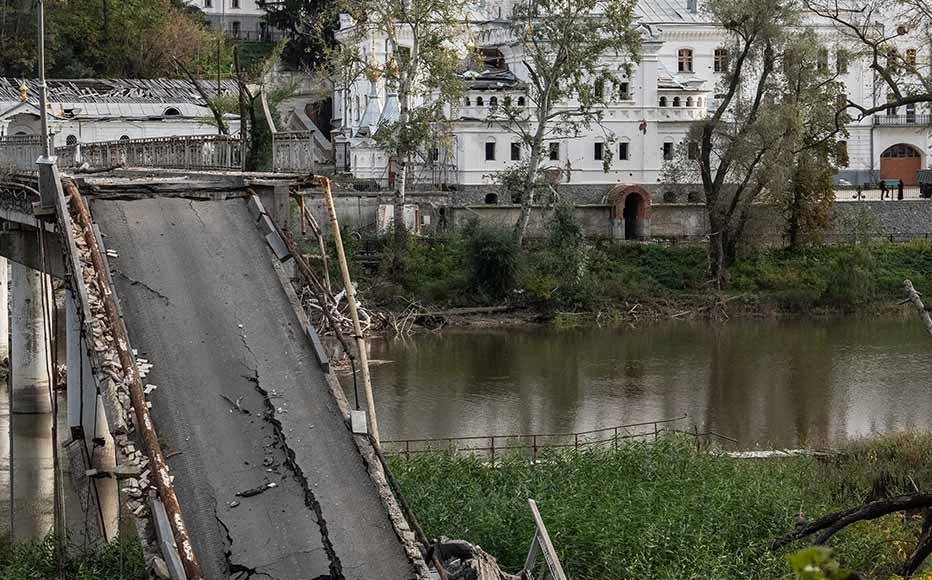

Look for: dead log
[904,280,932,337]
[773,493,932,550]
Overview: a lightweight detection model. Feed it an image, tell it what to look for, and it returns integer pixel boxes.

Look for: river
[345,316,932,449]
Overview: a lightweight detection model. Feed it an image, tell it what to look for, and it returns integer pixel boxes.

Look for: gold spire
[19,82,28,103]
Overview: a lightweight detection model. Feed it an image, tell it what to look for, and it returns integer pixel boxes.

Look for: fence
[382,415,738,460]
[272,131,321,173]
[0,135,47,173]
[64,135,246,171]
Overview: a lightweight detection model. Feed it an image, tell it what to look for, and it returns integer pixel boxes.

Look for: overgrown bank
[390,434,932,579]
[0,534,146,579]
[351,222,932,321]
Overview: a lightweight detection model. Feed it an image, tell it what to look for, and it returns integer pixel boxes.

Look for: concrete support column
[0,258,9,363]
[10,262,54,540]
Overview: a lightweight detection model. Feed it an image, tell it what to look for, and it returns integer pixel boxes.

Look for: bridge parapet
[0,135,46,174]
[59,134,246,171]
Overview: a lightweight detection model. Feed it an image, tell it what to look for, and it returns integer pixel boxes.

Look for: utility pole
[38,0,50,156]
[217,0,224,93]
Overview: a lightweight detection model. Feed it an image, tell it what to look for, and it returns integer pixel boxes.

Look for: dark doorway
[623,194,641,240]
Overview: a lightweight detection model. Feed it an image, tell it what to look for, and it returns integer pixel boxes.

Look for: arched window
[594,78,605,100]
[659,96,667,107]
[673,96,681,107]
[714,48,729,72]
[907,48,917,65]
[489,96,498,108]
[517,96,526,106]
[817,48,829,72]
[881,143,921,158]
[464,96,471,106]
[484,192,499,204]
[696,97,703,108]
[686,96,694,107]
[677,48,693,73]
[836,49,849,74]
[163,107,181,116]
[65,135,78,146]
[476,96,484,106]
[119,135,130,141]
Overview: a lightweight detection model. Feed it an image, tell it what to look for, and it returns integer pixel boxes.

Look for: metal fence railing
[60,135,246,171]
[873,113,932,126]
[382,415,737,460]
[0,135,47,173]
[272,131,321,173]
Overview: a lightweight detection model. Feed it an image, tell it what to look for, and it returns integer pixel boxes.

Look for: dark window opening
[594,142,604,160]
[511,142,521,161]
[663,142,674,161]
[485,141,496,161]
[619,142,629,160]
[687,141,699,160]
[484,192,499,204]
[548,142,560,161]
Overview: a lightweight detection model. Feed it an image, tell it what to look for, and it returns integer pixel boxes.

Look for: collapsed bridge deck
[91,195,416,580]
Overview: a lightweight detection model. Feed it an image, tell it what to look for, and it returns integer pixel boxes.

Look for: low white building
[184,0,281,42]
[0,78,240,147]
[332,0,931,200]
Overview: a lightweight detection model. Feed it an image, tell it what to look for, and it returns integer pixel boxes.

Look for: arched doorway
[607,185,651,241]
[880,143,923,185]
[624,194,641,240]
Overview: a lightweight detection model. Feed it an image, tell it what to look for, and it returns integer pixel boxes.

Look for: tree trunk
[708,208,728,289]
[394,159,407,245]
[515,126,546,246]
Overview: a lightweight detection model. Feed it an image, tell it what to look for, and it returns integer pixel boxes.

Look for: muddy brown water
[340,317,932,449]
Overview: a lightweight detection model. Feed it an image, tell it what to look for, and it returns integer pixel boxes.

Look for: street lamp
[38,0,50,156]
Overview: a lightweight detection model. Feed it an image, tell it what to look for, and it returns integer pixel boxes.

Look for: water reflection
[353,317,932,448]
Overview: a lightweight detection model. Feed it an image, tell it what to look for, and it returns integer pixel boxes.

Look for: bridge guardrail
[60,134,246,171]
[0,135,47,174]
[272,131,323,173]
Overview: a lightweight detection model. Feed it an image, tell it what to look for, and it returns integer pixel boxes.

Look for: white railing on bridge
[0,135,47,174]
[59,134,246,171]
[272,131,324,173]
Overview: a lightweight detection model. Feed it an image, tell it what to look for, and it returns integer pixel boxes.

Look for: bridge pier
[10,261,54,540]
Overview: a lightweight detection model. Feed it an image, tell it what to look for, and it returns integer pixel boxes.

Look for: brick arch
[607,184,651,220]
[607,184,652,240]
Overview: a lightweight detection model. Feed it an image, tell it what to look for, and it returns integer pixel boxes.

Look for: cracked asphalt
[91,197,417,580]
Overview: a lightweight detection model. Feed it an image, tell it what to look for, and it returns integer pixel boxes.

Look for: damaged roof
[460,67,526,90]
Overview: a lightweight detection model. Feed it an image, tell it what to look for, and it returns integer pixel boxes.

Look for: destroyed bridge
[0,162,431,579]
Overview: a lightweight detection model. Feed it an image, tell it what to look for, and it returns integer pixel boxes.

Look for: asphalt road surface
[92,197,416,580]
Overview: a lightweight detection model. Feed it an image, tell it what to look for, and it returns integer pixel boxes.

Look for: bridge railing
[60,135,246,171]
[272,131,323,173]
[0,135,47,174]
[382,415,738,460]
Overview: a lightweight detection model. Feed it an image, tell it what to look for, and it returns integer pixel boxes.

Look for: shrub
[463,221,518,300]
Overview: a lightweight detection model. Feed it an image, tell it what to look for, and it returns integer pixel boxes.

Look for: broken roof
[460,67,525,90]
[0,78,239,106]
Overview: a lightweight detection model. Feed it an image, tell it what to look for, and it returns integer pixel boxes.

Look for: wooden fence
[0,135,46,173]
[383,415,737,460]
[61,134,246,171]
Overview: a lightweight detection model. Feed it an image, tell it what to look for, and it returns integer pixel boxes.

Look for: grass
[352,232,932,316]
[0,534,147,580]
[390,434,932,579]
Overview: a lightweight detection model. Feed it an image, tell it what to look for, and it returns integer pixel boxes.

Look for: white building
[185,0,280,42]
[0,78,240,146]
[332,0,931,201]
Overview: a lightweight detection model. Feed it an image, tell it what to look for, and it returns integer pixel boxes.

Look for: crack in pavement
[113,270,172,305]
[189,199,209,229]
[235,324,345,580]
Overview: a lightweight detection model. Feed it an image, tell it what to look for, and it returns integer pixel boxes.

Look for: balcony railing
[873,113,931,126]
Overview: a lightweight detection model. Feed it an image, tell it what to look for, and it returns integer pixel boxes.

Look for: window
[617,82,630,100]
[504,96,512,107]
[882,144,921,158]
[907,103,916,122]
[619,142,629,160]
[548,142,560,161]
[65,134,78,146]
[430,148,440,162]
[714,48,729,73]
[484,193,499,204]
[594,79,605,100]
[464,96,471,106]
[836,49,849,74]
[835,141,848,167]
[678,49,693,73]
[119,135,130,141]
[511,142,521,161]
[887,93,898,115]
[817,48,829,72]
[697,97,703,108]
[663,142,674,161]
[163,107,181,116]
[659,96,667,107]
[231,21,241,36]
[517,96,526,106]
[686,96,694,107]
[476,96,484,106]
[489,96,498,108]
[485,140,496,161]
[594,142,604,161]
[673,96,681,107]
[204,0,212,7]
[232,0,240,7]
[907,48,917,65]
[687,141,699,160]
[354,96,360,121]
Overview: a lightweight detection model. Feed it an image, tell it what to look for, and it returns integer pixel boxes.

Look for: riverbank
[0,534,146,579]
[390,433,932,579]
[350,235,932,328]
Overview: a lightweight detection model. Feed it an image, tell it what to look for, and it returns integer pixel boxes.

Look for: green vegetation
[391,434,932,580]
[363,219,932,316]
[0,534,146,580]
